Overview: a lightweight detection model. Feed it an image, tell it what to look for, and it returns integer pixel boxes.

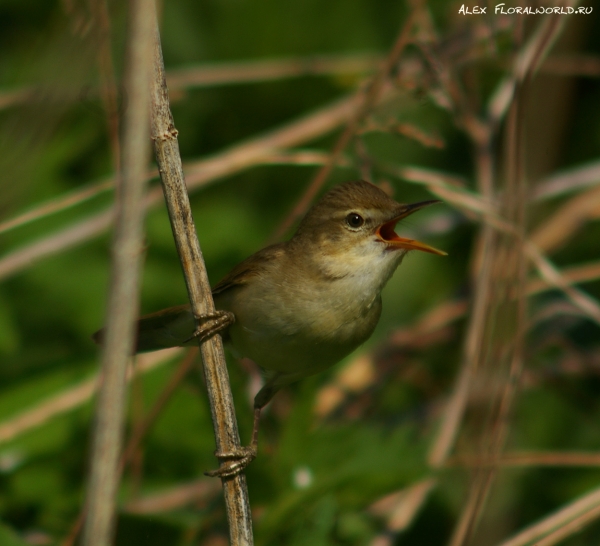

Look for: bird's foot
[205,407,262,478]
[184,310,235,344]
[204,445,257,478]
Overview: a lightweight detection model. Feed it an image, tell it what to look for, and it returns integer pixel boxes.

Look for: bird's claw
[184,310,235,344]
[204,445,257,478]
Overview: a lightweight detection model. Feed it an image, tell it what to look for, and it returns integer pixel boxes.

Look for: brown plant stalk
[149,18,253,546]
[81,1,155,545]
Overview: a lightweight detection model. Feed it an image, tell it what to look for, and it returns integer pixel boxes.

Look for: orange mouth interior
[377,218,447,256]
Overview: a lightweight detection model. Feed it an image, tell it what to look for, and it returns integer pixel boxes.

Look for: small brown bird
[95,180,446,476]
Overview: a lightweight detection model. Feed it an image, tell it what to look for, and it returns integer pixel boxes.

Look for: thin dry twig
[524,242,600,325]
[448,451,600,468]
[527,260,600,294]
[532,160,600,201]
[393,165,467,189]
[166,53,381,89]
[150,21,253,545]
[531,183,600,254]
[0,53,381,113]
[183,92,360,188]
[496,485,600,546]
[0,208,115,281]
[532,504,600,546]
[358,118,445,148]
[81,1,155,544]
[368,479,437,546]
[124,479,221,514]
[0,349,181,446]
[0,179,114,236]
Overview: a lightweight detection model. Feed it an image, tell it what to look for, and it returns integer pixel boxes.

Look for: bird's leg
[184,310,235,344]
[204,407,261,478]
[204,382,278,478]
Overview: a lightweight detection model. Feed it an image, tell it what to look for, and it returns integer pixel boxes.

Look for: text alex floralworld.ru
[458,4,593,15]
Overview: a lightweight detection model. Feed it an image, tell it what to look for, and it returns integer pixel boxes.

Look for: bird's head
[292,180,446,286]
[295,180,446,255]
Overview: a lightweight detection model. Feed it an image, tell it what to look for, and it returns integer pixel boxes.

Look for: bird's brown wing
[93,244,287,353]
[136,243,286,352]
[211,242,286,295]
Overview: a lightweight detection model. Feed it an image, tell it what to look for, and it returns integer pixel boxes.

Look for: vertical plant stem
[81,1,155,545]
[149,16,254,546]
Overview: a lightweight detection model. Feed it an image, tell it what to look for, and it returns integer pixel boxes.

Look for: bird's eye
[345,212,364,229]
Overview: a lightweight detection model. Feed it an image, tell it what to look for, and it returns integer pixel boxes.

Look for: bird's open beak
[376,200,447,256]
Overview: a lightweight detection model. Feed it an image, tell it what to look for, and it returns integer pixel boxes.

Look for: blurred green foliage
[1,0,600,545]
